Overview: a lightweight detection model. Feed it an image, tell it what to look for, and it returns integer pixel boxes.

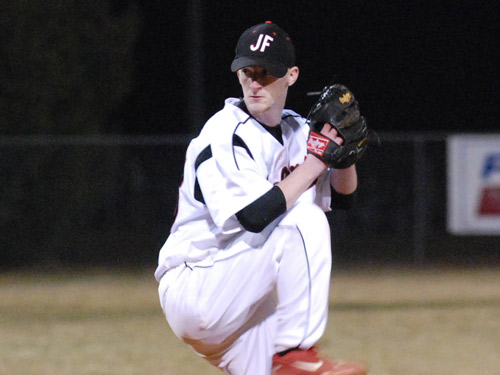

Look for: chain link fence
[1,133,498,270]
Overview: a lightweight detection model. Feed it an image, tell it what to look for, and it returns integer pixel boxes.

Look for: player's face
[237,66,298,125]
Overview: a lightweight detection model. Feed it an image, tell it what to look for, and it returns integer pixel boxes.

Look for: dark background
[113,0,498,136]
[1,1,499,269]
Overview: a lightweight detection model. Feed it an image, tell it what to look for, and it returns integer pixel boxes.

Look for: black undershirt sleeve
[330,187,356,210]
[236,185,287,233]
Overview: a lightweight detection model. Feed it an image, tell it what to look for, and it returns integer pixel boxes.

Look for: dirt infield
[1,266,499,375]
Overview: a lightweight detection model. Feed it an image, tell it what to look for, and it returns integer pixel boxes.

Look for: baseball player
[155,21,370,375]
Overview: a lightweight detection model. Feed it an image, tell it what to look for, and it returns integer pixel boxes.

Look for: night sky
[114,1,498,135]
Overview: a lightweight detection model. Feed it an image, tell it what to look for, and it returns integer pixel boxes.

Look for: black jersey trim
[195,145,212,171]
[194,145,213,204]
[233,134,254,160]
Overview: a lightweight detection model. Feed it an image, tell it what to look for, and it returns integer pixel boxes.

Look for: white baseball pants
[158,201,332,374]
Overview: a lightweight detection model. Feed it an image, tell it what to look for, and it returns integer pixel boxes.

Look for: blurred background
[1,0,499,270]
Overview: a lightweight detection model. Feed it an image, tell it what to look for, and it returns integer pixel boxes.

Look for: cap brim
[231,56,288,78]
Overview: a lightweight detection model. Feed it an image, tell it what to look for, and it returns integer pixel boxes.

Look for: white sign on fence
[447,135,500,234]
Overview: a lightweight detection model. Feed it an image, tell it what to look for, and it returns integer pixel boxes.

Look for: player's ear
[287,66,299,87]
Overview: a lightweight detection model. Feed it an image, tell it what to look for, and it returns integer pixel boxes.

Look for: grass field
[1,266,499,375]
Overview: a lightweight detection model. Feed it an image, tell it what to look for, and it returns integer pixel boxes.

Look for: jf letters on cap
[231,21,296,78]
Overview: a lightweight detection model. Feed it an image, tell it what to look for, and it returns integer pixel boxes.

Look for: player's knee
[169,308,211,341]
[183,301,213,333]
[163,291,212,340]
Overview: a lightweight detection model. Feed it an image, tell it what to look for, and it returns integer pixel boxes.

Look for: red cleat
[272,346,368,375]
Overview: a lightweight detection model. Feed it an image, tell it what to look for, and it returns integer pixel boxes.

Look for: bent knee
[166,298,213,340]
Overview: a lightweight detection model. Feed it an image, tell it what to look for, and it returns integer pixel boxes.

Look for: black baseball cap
[231,21,296,78]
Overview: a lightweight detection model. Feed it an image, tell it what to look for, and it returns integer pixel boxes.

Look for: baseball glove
[306,84,371,169]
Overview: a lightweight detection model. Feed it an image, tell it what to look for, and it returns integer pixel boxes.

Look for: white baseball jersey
[154,97,333,282]
[156,97,337,374]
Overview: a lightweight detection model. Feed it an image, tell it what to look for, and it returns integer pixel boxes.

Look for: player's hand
[320,123,343,146]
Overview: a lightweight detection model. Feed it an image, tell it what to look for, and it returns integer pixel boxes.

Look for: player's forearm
[277,156,327,209]
[330,165,357,194]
